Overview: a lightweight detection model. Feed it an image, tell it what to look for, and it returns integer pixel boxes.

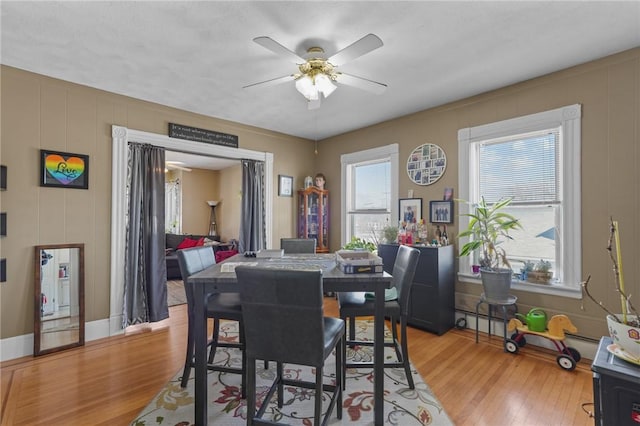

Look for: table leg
[193,283,207,425]
[374,283,384,425]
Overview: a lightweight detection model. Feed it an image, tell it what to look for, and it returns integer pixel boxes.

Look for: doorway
[109,125,273,335]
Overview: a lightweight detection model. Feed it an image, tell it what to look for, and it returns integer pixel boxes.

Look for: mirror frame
[34,243,85,356]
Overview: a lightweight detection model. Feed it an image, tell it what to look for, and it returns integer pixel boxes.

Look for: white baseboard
[455,311,598,361]
[0,318,122,362]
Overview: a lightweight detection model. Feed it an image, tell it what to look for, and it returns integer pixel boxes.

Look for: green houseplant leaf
[458,197,522,270]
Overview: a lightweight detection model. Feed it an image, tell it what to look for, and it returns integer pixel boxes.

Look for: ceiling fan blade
[337,72,387,95]
[308,98,321,110]
[328,33,383,66]
[253,36,305,64]
[243,74,294,90]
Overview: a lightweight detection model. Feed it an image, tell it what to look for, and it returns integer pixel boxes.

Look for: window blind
[478,128,559,204]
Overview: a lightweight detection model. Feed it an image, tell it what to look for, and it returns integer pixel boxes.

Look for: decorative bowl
[607,314,640,361]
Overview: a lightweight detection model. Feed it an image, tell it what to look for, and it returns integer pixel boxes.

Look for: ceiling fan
[244,34,387,110]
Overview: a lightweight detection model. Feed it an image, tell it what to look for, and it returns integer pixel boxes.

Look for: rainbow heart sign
[40,150,89,189]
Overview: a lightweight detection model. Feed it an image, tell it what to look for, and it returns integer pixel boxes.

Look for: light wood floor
[1,298,595,425]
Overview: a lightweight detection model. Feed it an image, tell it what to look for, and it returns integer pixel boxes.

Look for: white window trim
[458,104,582,298]
[341,144,399,247]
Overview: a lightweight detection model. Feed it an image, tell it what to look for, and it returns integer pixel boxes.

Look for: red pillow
[215,249,238,263]
[177,237,198,250]
[196,237,205,247]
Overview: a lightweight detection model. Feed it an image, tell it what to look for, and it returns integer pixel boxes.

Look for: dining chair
[338,244,420,389]
[176,246,246,395]
[280,237,317,254]
[235,266,344,426]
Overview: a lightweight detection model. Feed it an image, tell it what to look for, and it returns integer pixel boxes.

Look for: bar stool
[475,292,518,349]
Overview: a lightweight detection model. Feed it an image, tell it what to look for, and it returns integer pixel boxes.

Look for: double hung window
[458,105,582,296]
[341,144,398,245]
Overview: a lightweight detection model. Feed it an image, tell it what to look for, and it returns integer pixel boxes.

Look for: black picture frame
[278,174,293,197]
[0,165,6,190]
[429,200,454,224]
[40,150,89,189]
[399,198,422,223]
[0,258,5,282]
[0,212,5,236]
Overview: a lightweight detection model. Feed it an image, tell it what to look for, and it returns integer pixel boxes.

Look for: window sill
[457,272,583,299]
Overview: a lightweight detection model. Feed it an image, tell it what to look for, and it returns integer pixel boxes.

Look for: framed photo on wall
[278,174,293,197]
[429,200,454,224]
[399,198,422,223]
[40,150,89,189]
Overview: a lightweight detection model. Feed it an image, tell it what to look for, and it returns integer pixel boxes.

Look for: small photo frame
[399,198,422,223]
[0,165,6,190]
[40,150,89,189]
[429,200,454,224]
[278,174,293,197]
[443,187,453,201]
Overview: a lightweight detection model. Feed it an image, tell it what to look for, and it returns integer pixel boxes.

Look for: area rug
[131,320,453,425]
[167,280,187,307]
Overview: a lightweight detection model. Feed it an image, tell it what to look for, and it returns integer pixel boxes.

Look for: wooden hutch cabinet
[297,187,329,253]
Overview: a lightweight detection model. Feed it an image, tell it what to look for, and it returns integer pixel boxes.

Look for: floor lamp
[207,200,219,238]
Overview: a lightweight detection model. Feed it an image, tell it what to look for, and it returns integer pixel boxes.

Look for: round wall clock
[406,143,447,185]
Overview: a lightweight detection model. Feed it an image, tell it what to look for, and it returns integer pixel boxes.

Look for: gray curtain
[122,143,168,326]
[238,159,265,253]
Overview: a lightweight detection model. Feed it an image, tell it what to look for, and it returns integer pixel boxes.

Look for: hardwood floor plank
[1,299,596,425]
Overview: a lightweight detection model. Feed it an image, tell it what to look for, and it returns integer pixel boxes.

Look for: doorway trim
[109,125,273,334]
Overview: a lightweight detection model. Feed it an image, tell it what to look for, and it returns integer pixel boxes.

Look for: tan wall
[0,65,314,338]
[3,47,639,342]
[180,168,220,236]
[318,47,640,340]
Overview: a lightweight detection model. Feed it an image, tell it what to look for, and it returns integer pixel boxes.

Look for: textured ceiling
[2,1,639,145]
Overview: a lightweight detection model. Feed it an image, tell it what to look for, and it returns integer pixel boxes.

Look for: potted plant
[382,225,399,244]
[583,218,640,362]
[458,197,522,300]
[520,260,535,280]
[342,236,376,252]
[527,259,553,284]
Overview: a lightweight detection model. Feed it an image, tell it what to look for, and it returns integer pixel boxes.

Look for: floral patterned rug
[131,320,453,425]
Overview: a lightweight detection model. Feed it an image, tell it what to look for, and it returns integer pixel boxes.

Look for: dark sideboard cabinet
[592,336,640,426]
[378,244,455,335]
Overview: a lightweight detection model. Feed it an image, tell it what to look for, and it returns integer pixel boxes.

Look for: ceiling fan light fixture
[295,75,317,100]
[295,73,336,101]
[316,73,337,98]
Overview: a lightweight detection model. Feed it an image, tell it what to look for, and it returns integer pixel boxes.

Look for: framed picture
[0,165,6,190]
[429,200,454,224]
[278,174,293,197]
[399,198,422,223]
[40,150,89,189]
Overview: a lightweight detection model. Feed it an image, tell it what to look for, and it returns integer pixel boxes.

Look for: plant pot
[527,271,553,284]
[480,268,512,302]
[607,314,640,362]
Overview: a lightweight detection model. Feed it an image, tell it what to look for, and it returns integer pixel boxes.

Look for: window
[458,104,582,297]
[341,144,399,246]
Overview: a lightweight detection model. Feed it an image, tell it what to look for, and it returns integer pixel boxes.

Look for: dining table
[187,252,392,425]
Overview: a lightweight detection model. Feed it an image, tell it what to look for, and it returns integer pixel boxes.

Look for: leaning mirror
[34,243,85,356]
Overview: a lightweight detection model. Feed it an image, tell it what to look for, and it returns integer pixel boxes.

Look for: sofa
[165,233,237,279]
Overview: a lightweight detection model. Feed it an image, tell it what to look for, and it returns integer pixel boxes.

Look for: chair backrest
[235,266,325,366]
[280,238,316,254]
[392,245,420,314]
[176,246,216,308]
